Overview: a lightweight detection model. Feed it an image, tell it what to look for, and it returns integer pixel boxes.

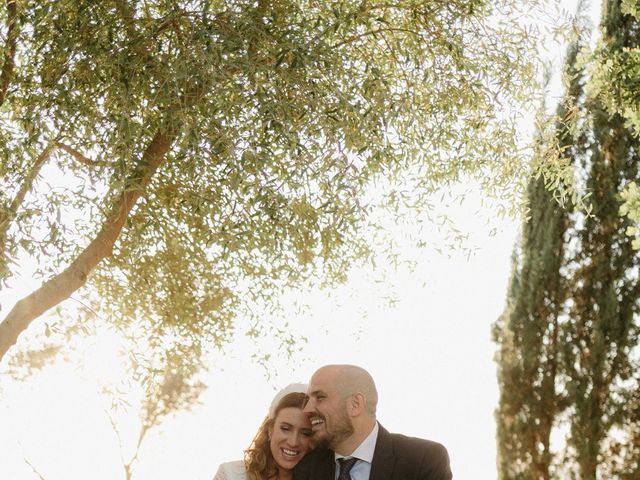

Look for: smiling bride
[213,384,313,480]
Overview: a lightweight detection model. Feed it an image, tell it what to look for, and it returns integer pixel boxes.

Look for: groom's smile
[310,416,325,428]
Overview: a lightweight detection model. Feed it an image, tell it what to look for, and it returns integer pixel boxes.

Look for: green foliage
[560,6,640,473]
[561,104,640,480]
[620,181,640,249]
[589,0,640,246]
[495,1,640,477]
[493,179,568,479]
[1,1,551,357]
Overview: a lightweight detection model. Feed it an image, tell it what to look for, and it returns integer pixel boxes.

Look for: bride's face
[269,407,313,472]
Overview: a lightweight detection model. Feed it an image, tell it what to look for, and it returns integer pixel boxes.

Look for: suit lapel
[313,448,335,480]
[369,424,395,480]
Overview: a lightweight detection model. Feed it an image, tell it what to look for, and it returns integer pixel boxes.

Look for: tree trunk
[0,128,176,362]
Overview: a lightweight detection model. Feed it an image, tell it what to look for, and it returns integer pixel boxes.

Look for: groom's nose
[303,396,315,413]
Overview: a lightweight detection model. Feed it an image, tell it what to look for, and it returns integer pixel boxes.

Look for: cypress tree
[495,1,640,478]
[560,1,640,478]
[492,41,583,479]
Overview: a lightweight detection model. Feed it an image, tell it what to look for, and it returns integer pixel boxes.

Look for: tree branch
[332,27,422,49]
[0,126,177,360]
[17,439,48,480]
[124,423,150,480]
[55,141,103,167]
[3,143,55,227]
[24,457,47,480]
[0,142,56,278]
[104,406,131,479]
[0,0,19,107]
[0,141,101,280]
[2,141,101,231]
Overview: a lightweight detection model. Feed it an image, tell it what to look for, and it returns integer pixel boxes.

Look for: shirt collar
[334,421,379,464]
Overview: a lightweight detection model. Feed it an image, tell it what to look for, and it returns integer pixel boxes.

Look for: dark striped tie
[337,457,358,480]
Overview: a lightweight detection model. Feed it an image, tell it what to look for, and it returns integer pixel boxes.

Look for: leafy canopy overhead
[0,0,552,360]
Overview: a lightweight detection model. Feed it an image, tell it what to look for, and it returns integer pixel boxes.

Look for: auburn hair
[244,392,308,480]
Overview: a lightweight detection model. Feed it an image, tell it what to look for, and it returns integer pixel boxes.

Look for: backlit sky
[0,188,520,479]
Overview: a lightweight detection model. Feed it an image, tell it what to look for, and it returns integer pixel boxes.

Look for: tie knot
[337,457,358,480]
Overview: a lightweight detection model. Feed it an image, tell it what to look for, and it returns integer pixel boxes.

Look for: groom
[294,364,452,480]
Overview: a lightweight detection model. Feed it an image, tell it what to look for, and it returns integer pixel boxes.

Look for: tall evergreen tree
[495,1,640,478]
[493,43,581,478]
[560,1,640,478]
[560,102,640,480]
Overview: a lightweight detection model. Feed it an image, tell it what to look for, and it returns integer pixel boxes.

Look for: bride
[213,384,313,480]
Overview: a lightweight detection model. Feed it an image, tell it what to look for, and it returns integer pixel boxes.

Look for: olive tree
[0,0,555,363]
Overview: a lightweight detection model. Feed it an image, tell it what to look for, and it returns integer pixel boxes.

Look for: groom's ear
[349,392,366,416]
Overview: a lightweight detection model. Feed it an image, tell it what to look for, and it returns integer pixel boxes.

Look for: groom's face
[304,367,354,450]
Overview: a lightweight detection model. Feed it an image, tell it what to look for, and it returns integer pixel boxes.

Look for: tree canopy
[0,0,553,363]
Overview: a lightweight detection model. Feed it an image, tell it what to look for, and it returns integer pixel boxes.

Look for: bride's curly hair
[244,391,308,480]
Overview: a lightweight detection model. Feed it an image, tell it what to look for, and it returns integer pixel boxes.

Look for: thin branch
[1,140,99,239]
[5,143,55,223]
[55,141,103,167]
[0,0,19,107]
[124,423,150,479]
[17,440,47,480]
[24,457,47,480]
[332,27,422,49]
[0,142,56,276]
[68,295,105,320]
[105,407,128,467]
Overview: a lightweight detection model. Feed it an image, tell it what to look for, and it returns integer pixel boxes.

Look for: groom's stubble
[312,401,355,450]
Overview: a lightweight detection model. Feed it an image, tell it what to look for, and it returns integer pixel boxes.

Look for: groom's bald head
[313,364,378,416]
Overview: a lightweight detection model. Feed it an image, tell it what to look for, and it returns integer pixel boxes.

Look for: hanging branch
[55,141,104,167]
[0,142,56,279]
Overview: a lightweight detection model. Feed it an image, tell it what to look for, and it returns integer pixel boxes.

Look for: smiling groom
[293,364,452,480]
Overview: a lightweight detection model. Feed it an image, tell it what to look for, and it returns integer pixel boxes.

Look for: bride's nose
[289,433,302,446]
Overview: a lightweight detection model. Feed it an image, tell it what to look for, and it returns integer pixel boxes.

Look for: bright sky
[0,1,601,479]
[0,187,519,480]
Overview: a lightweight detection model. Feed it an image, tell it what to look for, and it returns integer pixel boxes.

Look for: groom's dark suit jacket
[293,424,452,480]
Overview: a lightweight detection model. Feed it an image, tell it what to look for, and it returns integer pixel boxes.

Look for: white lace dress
[213,460,248,480]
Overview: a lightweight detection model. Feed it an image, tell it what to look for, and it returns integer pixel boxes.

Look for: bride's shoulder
[213,460,247,480]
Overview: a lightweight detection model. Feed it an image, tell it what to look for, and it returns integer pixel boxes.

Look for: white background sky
[0,1,601,479]
[0,187,520,480]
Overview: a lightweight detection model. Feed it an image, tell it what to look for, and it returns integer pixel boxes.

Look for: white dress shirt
[334,422,379,480]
